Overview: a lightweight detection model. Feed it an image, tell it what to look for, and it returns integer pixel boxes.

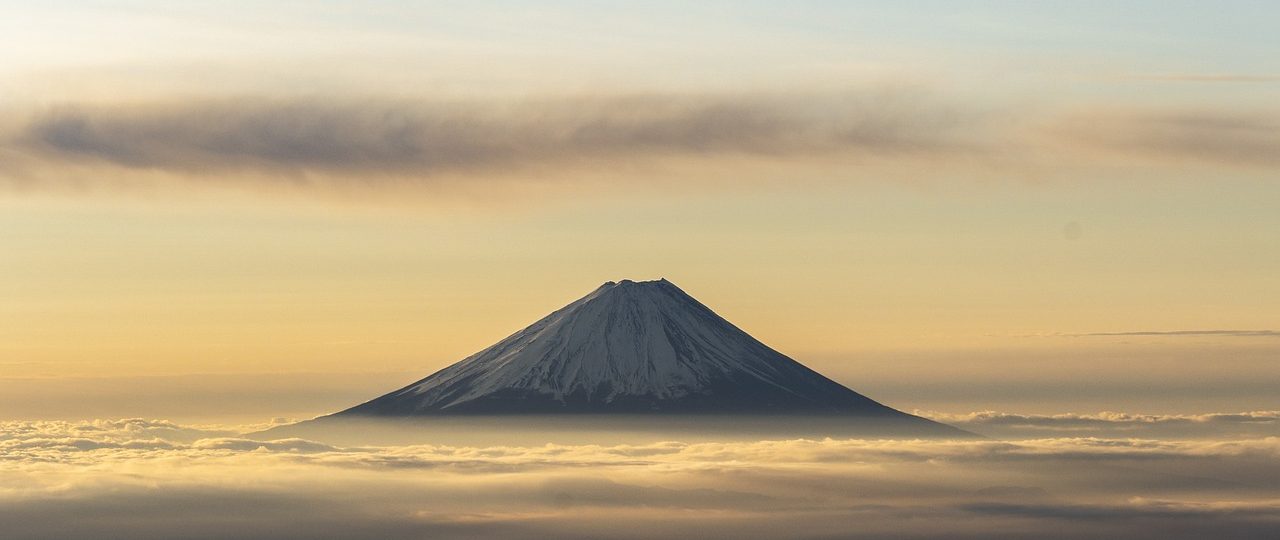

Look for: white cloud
[922,410,1280,439]
[1,416,1277,539]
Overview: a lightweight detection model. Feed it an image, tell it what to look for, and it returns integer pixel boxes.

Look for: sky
[1,0,1278,420]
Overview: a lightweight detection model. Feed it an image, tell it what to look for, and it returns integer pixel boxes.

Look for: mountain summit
[334,279,941,423]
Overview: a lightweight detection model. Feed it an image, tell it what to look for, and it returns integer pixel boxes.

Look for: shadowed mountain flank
[326,279,961,437]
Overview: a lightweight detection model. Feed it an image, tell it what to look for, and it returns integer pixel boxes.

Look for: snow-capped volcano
[334,279,934,419]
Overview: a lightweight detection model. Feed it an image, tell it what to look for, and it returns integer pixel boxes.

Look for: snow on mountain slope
[337,279,912,415]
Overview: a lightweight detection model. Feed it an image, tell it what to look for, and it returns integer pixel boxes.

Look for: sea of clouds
[2,414,1278,539]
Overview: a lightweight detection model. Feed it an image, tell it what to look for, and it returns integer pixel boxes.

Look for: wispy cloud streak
[1005,330,1280,339]
[1134,74,1280,83]
[1053,109,1280,167]
[1076,330,1280,338]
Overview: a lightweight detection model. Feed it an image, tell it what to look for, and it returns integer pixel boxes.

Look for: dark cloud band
[3,95,1276,195]
[7,93,976,179]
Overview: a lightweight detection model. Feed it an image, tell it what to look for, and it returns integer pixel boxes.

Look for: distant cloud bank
[2,415,1278,539]
[924,410,1280,438]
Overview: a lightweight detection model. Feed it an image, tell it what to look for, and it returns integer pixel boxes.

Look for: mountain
[328,279,951,431]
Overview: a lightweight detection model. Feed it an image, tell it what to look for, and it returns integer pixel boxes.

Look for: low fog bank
[931,410,1280,440]
[252,409,1280,446]
[2,417,1279,539]
[253,414,977,447]
[2,365,1274,423]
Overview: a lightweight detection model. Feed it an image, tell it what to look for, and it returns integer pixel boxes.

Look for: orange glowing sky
[1,1,1277,419]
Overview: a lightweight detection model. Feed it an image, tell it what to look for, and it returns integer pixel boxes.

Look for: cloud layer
[1053,108,1280,167]
[4,92,980,181]
[2,416,1278,539]
[929,410,1280,439]
[3,93,1276,197]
